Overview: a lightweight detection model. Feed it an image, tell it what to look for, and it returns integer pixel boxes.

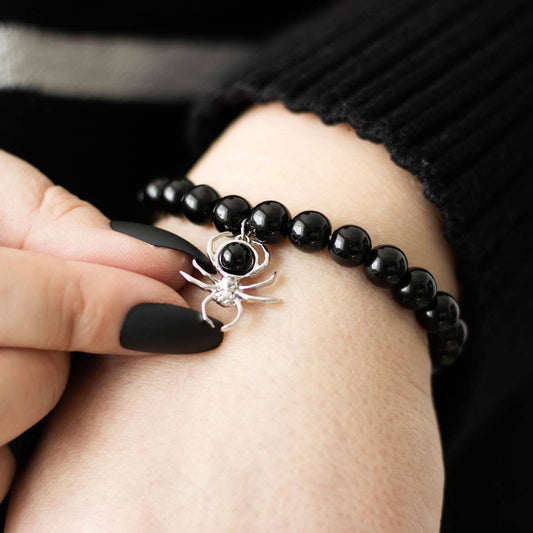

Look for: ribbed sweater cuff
[190,0,533,294]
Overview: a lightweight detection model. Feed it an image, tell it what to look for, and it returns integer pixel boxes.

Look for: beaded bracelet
[139,177,468,370]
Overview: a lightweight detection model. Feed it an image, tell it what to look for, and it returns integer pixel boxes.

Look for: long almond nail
[120,303,223,354]
[110,221,215,274]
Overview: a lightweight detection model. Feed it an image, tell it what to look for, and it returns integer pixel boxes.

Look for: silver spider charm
[179,223,282,332]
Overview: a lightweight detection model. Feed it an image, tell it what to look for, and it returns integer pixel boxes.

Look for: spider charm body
[180,227,282,332]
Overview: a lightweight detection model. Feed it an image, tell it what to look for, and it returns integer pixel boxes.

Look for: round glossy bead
[219,242,254,276]
[416,291,460,333]
[393,267,437,310]
[212,195,251,234]
[428,319,468,368]
[182,184,220,225]
[161,178,194,215]
[137,177,169,211]
[364,245,408,288]
[288,211,332,253]
[249,201,291,243]
[328,225,372,267]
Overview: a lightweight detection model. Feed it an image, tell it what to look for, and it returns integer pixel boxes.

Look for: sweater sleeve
[190,0,532,281]
[189,1,533,530]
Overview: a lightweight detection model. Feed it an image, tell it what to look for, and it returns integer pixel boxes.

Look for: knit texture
[190,0,533,530]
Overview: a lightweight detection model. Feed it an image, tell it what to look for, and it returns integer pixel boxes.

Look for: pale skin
[5,103,458,532]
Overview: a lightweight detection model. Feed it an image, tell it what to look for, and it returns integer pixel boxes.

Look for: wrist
[158,101,459,385]
[149,102,449,529]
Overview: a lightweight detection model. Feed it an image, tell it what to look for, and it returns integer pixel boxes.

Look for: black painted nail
[110,220,216,274]
[120,303,223,354]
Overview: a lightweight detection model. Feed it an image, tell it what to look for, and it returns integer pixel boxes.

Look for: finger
[0,150,195,289]
[0,247,223,355]
[0,348,69,446]
[0,445,16,502]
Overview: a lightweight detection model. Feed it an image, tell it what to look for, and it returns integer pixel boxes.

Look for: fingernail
[120,303,223,354]
[110,220,216,274]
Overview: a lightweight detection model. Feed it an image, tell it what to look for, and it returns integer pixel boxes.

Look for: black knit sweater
[1,1,532,530]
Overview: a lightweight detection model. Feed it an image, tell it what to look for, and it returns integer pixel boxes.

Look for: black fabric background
[1,1,532,531]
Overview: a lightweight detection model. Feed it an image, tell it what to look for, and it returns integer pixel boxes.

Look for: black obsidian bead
[249,201,291,243]
[161,178,194,215]
[364,245,408,288]
[393,267,438,310]
[288,211,332,253]
[182,184,220,225]
[428,319,468,368]
[137,177,169,211]
[212,195,251,234]
[328,225,372,267]
[416,291,460,333]
[219,242,254,276]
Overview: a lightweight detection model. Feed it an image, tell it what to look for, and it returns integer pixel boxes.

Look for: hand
[0,150,218,502]
[6,104,458,532]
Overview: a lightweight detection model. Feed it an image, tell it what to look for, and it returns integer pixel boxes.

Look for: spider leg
[240,271,278,290]
[251,243,269,276]
[237,291,283,304]
[207,232,232,266]
[192,258,219,283]
[221,299,243,332]
[180,271,215,291]
[201,293,216,328]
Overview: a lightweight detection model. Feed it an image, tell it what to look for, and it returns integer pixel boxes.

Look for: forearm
[7,103,456,532]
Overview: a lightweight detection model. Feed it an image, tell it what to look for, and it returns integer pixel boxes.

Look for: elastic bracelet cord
[139,177,468,371]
